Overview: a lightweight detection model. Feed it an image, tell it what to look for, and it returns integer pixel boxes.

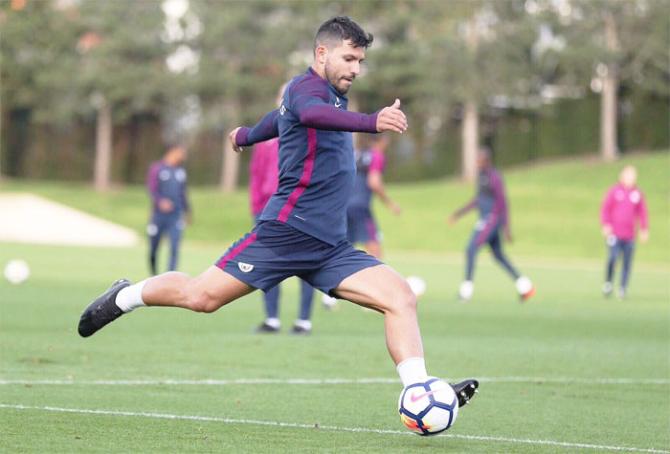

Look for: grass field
[1,153,669,452]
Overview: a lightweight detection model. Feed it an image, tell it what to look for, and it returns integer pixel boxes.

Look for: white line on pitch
[0,376,668,386]
[1,403,667,454]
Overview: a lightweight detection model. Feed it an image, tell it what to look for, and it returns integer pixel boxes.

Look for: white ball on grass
[406,276,426,297]
[4,259,30,285]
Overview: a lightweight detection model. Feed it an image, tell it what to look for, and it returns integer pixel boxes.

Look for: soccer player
[146,144,191,275]
[250,133,315,334]
[600,165,649,299]
[449,148,534,302]
[347,134,400,259]
[79,17,477,408]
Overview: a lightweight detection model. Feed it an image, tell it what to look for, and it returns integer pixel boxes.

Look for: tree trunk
[220,129,240,193]
[461,15,480,182]
[94,98,113,191]
[600,13,619,162]
[461,101,479,183]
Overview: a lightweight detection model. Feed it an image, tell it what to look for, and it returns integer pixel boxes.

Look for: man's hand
[504,228,513,243]
[376,99,408,134]
[639,229,649,243]
[601,224,613,237]
[447,214,458,226]
[158,198,174,213]
[185,212,193,225]
[388,201,402,216]
[229,127,243,153]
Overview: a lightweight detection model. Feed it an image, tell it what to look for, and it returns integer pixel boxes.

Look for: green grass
[1,152,669,452]
[1,242,669,453]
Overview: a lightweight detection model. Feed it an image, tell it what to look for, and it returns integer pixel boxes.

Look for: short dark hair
[314,16,373,51]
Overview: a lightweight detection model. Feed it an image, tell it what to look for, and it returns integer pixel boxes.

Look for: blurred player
[600,165,649,299]
[449,148,533,302]
[347,134,400,259]
[250,129,315,334]
[79,17,478,406]
[146,144,191,275]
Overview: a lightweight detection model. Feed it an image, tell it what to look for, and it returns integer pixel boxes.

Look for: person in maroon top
[450,148,534,302]
[600,165,649,299]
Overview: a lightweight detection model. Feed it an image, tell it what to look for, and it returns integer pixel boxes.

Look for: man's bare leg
[334,265,424,382]
[79,266,254,337]
[141,266,254,312]
[335,264,479,405]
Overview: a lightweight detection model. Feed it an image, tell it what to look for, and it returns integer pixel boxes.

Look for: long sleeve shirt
[235,67,379,245]
[146,161,190,215]
[600,183,649,240]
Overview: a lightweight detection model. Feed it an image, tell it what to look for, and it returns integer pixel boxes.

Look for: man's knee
[184,286,221,313]
[382,280,417,314]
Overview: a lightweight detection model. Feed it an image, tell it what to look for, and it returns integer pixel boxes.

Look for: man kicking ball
[78,16,477,412]
[449,148,534,302]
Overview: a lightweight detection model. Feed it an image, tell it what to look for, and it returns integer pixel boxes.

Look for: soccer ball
[4,259,30,285]
[406,276,426,297]
[398,377,459,435]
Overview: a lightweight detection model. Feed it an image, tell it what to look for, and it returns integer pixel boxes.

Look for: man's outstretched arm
[291,78,407,133]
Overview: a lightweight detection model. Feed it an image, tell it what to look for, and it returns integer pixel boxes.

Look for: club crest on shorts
[238,262,254,273]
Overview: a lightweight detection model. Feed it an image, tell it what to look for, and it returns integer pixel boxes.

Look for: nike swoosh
[410,389,439,403]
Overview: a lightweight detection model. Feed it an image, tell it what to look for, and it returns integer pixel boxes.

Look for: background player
[600,165,649,299]
[79,16,477,408]
[146,144,191,275]
[347,134,400,259]
[449,148,534,302]
[249,123,315,334]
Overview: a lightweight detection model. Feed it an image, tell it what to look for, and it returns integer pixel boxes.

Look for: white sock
[294,319,312,330]
[396,357,428,387]
[265,318,280,329]
[115,280,147,313]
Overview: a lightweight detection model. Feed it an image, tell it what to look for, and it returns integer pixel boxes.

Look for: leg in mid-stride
[603,235,620,297]
[78,266,254,338]
[458,224,534,303]
[603,236,635,299]
[333,263,478,406]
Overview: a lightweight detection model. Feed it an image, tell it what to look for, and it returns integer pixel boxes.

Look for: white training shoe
[459,280,474,302]
[321,294,338,310]
[516,276,535,302]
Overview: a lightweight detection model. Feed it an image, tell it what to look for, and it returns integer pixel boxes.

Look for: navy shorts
[347,207,379,244]
[215,221,381,296]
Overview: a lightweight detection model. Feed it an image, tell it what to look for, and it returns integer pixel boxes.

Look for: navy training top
[236,67,379,245]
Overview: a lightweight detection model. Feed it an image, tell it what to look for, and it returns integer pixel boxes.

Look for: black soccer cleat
[291,324,312,335]
[254,322,280,334]
[451,379,479,407]
[78,279,131,337]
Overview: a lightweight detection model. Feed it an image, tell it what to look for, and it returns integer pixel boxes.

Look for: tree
[546,0,669,161]
[191,0,321,192]
[74,1,179,190]
[0,0,80,177]
[432,1,539,181]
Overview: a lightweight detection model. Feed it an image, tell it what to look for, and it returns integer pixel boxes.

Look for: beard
[325,61,352,95]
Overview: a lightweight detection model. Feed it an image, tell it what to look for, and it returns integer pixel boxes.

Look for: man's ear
[315,44,328,66]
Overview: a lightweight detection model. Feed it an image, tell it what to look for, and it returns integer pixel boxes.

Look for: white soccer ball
[406,276,426,297]
[515,276,533,295]
[398,377,459,435]
[4,259,30,285]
